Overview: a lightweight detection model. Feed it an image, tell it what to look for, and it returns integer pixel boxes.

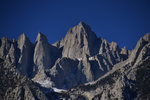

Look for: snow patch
[77,58,82,61]
[89,57,94,60]
[36,79,53,88]
[52,88,67,93]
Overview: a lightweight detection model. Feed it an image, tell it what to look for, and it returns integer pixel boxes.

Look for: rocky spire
[143,33,150,41]
[17,33,31,51]
[110,41,120,51]
[34,32,51,69]
[36,32,48,42]
[62,22,98,59]
[121,46,128,55]
[17,33,34,77]
[128,33,150,66]
[33,32,60,81]
[0,37,13,59]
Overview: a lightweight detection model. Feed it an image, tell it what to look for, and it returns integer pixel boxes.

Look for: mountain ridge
[0,22,150,100]
[0,22,133,89]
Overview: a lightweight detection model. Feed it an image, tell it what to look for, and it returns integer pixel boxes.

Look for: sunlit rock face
[56,33,150,100]
[61,22,98,59]
[17,33,34,77]
[0,22,129,89]
[49,22,129,89]
[0,22,149,100]
[0,59,47,100]
[33,32,60,82]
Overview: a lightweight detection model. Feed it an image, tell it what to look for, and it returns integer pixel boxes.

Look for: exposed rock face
[48,22,129,89]
[33,32,60,81]
[61,22,98,59]
[56,33,150,100]
[0,37,19,65]
[34,32,55,70]
[0,59,47,100]
[17,33,34,77]
[0,22,149,100]
[48,58,80,89]
[0,22,129,90]
[128,33,150,66]
[0,34,34,77]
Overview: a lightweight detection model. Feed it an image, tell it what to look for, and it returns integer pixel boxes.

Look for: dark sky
[0,0,150,50]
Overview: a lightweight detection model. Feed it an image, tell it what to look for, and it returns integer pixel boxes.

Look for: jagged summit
[18,33,26,39]
[78,21,87,25]
[143,33,150,41]
[66,21,96,37]
[17,33,31,48]
[36,32,48,42]
[17,33,34,77]
[61,22,98,58]
[61,33,150,100]
[78,21,91,29]
[0,23,150,100]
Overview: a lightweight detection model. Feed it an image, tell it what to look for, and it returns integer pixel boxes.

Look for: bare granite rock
[33,32,60,82]
[48,22,129,89]
[56,33,150,100]
[61,22,98,59]
[17,33,34,77]
[1,22,149,100]
[0,59,48,100]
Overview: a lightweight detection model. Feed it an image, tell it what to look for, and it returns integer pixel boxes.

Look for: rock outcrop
[17,33,34,77]
[60,22,98,59]
[33,32,60,82]
[0,22,149,100]
[0,22,130,89]
[0,59,47,100]
[49,22,129,89]
[0,37,19,65]
[56,33,150,100]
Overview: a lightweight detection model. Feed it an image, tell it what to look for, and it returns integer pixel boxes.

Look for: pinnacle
[143,33,150,41]
[78,21,87,25]
[36,32,48,42]
[18,33,29,42]
[19,33,26,38]
[78,21,90,29]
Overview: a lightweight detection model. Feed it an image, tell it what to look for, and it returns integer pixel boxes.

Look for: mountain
[32,32,60,83]
[49,22,130,89]
[47,22,130,89]
[56,33,150,100]
[0,22,129,89]
[60,22,98,59]
[0,58,47,100]
[0,22,149,100]
[17,33,34,77]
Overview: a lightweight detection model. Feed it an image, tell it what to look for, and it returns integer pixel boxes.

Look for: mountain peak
[77,21,91,31]
[18,33,31,49]
[36,32,48,42]
[143,33,150,41]
[78,21,88,26]
[20,33,26,37]
[65,22,94,37]
[61,22,98,58]
[18,33,28,41]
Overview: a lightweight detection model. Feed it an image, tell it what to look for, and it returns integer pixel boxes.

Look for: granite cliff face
[0,22,149,100]
[57,33,150,100]
[0,22,128,89]
[49,22,129,89]
[33,32,60,82]
[17,33,34,77]
[0,59,47,100]
[60,22,98,59]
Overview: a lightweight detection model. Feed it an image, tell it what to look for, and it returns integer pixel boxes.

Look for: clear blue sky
[0,0,150,50]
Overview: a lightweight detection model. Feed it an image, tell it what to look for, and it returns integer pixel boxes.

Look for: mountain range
[0,22,150,100]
